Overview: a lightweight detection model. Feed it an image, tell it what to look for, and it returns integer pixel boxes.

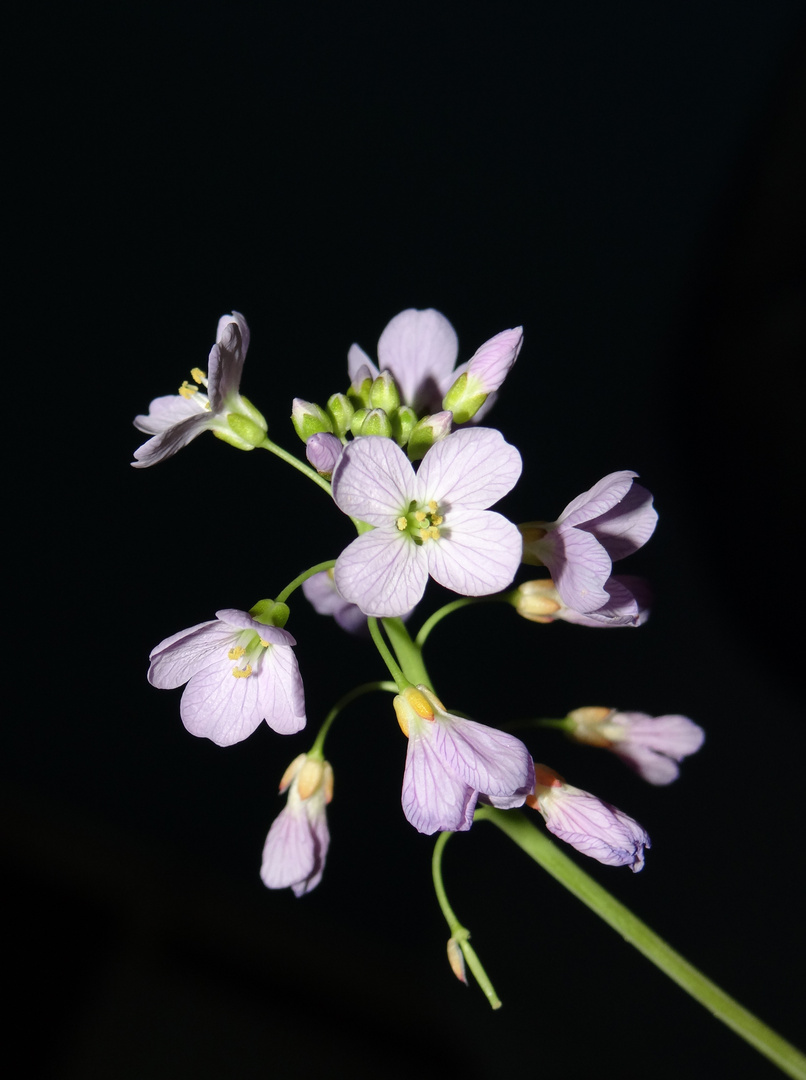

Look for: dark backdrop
[8,3,805,1077]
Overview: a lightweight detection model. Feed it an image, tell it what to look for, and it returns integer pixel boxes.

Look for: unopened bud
[447,937,468,984]
[291,398,333,443]
[326,393,355,438]
[369,371,401,413]
[407,411,453,461]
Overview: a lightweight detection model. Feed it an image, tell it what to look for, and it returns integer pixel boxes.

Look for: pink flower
[566,708,705,785]
[527,764,650,871]
[514,575,651,627]
[332,428,522,617]
[394,686,534,835]
[520,471,657,614]
[261,754,333,897]
[147,608,306,746]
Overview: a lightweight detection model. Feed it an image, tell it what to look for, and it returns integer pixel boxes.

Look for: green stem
[259,436,334,497]
[432,831,502,1010]
[415,598,486,649]
[367,618,410,692]
[382,617,433,687]
[308,680,397,758]
[475,807,806,1080]
[275,560,337,604]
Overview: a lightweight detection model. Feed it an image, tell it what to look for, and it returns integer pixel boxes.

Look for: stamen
[228,646,246,660]
[397,517,408,531]
[178,380,199,399]
[428,500,438,513]
[258,637,270,648]
[190,367,207,384]
[414,511,427,522]
[232,664,252,679]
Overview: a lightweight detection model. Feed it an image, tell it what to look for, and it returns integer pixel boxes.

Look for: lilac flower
[132,312,267,467]
[514,575,651,628]
[566,707,705,785]
[527,764,650,871]
[520,471,657,614]
[394,686,535,835]
[305,432,343,478]
[347,308,522,421]
[261,754,333,897]
[302,569,370,635]
[332,428,522,617]
[148,608,306,745]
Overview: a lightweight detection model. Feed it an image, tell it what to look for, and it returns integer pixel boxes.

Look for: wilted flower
[348,308,522,421]
[132,312,267,467]
[261,754,333,897]
[520,471,657,613]
[394,686,534,835]
[526,763,650,871]
[514,576,651,627]
[566,707,705,785]
[332,428,522,617]
[148,608,306,745]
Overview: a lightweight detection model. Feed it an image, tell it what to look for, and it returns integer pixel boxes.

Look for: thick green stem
[382,617,433,687]
[475,807,806,1080]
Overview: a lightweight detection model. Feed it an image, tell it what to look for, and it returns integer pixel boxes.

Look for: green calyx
[249,598,291,628]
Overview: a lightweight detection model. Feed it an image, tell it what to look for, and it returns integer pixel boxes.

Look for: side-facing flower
[261,753,333,897]
[520,471,657,613]
[566,707,705,785]
[148,608,306,745]
[514,575,651,627]
[332,428,522,617]
[347,308,522,421]
[302,569,370,635]
[132,312,267,467]
[527,764,650,871]
[394,686,535,835]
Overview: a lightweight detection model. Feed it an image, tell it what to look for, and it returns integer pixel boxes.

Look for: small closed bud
[514,580,563,622]
[369,371,401,413]
[219,412,267,449]
[326,392,355,438]
[291,398,333,444]
[407,411,453,461]
[306,432,343,478]
[391,405,417,446]
[356,407,393,438]
[348,364,373,408]
[447,937,468,984]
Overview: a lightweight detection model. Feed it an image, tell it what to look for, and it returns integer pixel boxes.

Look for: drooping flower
[527,764,650,871]
[565,707,705,785]
[332,428,522,617]
[148,608,306,745]
[261,753,333,897]
[347,308,522,422]
[514,575,651,628]
[302,569,370,635]
[132,312,267,467]
[394,686,535,835]
[520,471,657,613]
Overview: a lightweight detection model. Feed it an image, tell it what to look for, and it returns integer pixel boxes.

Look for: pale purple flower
[394,686,535,835]
[520,471,657,613]
[302,569,370,635]
[148,608,306,745]
[133,312,266,467]
[566,708,705,785]
[332,428,522,617]
[514,575,651,628]
[261,754,333,897]
[305,432,343,477]
[347,308,522,421]
[527,764,650,871]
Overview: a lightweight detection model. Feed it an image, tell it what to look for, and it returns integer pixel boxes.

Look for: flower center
[396,499,445,545]
[178,367,212,411]
[227,630,271,679]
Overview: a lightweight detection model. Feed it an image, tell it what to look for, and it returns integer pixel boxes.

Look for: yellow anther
[190,367,206,383]
[419,528,430,540]
[297,758,325,800]
[428,500,439,513]
[414,510,427,522]
[397,517,408,531]
[231,664,252,679]
[428,526,440,539]
[258,637,270,648]
[407,687,435,720]
[431,515,443,526]
[178,380,199,399]
[228,646,246,660]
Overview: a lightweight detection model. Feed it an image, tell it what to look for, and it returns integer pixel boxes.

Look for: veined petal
[464,326,523,393]
[335,528,428,617]
[377,308,459,411]
[347,342,380,385]
[584,482,658,560]
[332,436,414,524]
[426,509,522,596]
[147,620,230,688]
[179,652,268,746]
[430,716,534,800]
[256,645,307,735]
[559,471,638,527]
[261,802,328,895]
[402,730,477,834]
[208,314,248,408]
[131,414,209,468]
[133,393,202,434]
[543,526,613,613]
[417,428,522,509]
[613,745,682,785]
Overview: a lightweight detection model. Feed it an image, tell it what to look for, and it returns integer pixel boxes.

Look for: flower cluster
[133,306,703,1002]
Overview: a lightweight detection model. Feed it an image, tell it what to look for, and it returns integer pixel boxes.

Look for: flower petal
[430,716,534,800]
[417,428,522,509]
[347,342,380,385]
[584,482,658,560]
[335,529,427,617]
[179,653,267,746]
[132,414,209,467]
[208,313,249,408]
[331,436,414,524]
[426,509,522,596]
[147,620,230,688]
[559,470,638,527]
[539,526,613,613]
[260,802,328,895]
[133,393,202,434]
[256,644,307,735]
[402,730,477,834]
[377,308,459,412]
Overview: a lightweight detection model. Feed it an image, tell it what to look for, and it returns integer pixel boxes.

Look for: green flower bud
[348,374,372,409]
[291,398,333,444]
[407,410,453,461]
[350,407,369,437]
[359,407,393,438]
[220,412,268,449]
[326,393,355,438]
[441,372,488,425]
[369,371,401,413]
[392,405,418,447]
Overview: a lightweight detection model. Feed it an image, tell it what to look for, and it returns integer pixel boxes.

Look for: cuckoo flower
[302,569,371,635]
[148,608,306,746]
[332,428,522,617]
[520,471,657,613]
[394,686,535,835]
[527,764,650,871]
[566,708,705,785]
[514,575,651,628]
[132,312,266,467]
[261,754,333,897]
[347,308,522,421]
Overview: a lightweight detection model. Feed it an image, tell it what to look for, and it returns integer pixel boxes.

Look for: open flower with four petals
[332,428,522,617]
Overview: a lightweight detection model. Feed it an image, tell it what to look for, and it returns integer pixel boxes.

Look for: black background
[8,2,806,1077]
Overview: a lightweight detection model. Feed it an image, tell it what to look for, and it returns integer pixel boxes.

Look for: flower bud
[326,393,355,438]
[291,398,333,444]
[391,405,418,446]
[306,432,343,478]
[219,411,267,449]
[355,407,393,438]
[369,371,401,413]
[407,411,453,461]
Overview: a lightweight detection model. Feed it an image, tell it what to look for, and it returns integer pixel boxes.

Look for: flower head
[261,754,333,897]
[302,569,371,635]
[132,312,267,467]
[332,428,522,617]
[566,707,705,785]
[394,686,534,834]
[527,764,650,871]
[347,308,522,422]
[147,607,306,745]
[520,471,657,613]
[514,575,651,627]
